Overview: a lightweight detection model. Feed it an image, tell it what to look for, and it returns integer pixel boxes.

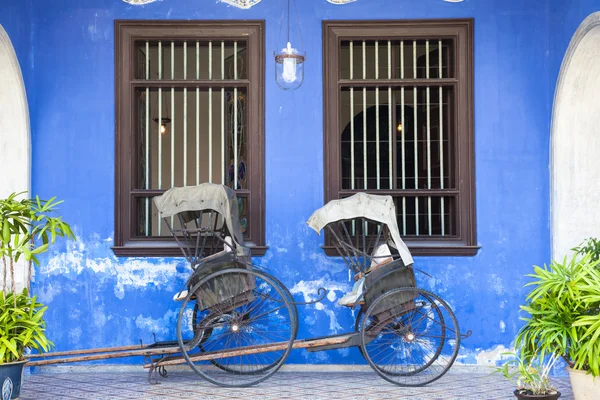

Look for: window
[114,21,266,256]
[322,20,477,256]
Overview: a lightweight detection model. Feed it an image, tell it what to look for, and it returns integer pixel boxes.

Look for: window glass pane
[399,39,454,79]
[226,89,248,190]
[135,87,247,190]
[395,86,454,190]
[340,40,390,80]
[339,86,454,191]
[394,195,456,237]
[134,40,248,80]
[339,39,454,80]
[340,87,392,190]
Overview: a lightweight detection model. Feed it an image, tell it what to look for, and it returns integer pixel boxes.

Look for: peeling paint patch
[290,279,349,334]
[456,344,512,366]
[68,326,82,344]
[499,320,506,333]
[135,310,177,339]
[488,274,506,295]
[41,235,187,300]
[289,279,350,303]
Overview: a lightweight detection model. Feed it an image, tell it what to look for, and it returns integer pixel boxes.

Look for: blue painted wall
[1,0,563,366]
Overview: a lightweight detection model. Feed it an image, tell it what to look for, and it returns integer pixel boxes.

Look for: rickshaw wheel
[192,271,298,375]
[177,268,296,387]
[359,287,460,387]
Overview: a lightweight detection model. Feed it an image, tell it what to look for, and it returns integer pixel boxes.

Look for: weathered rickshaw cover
[307,193,414,266]
[153,183,248,256]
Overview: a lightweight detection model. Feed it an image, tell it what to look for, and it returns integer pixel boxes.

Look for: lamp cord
[287,0,290,44]
[277,0,304,55]
[293,0,305,55]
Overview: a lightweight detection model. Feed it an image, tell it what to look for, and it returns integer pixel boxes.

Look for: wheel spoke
[177,268,298,387]
[360,288,459,386]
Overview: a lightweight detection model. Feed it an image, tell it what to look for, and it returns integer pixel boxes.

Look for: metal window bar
[171,41,175,228]
[221,41,225,185]
[400,40,407,234]
[439,40,445,236]
[171,41,175,190]
[375,41,380,190]
[158,41,163,235]
[350,41,355,190]
[234,41,238,190]
[387,41,393,191]
[413,40,419,236]
[208,41,213,183]
[145,41,150,236]
[196,41,200,186]
[426,40,432,236]
[362,41,367,190]
[183,41,188,187]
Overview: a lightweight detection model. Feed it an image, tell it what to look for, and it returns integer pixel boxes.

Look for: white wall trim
[0,24,31,292]
[551,12,600,260]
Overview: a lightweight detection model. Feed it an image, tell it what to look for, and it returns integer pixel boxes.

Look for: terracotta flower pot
[568,367,600,400]
[0,360,27,399]
[513,389,561,400]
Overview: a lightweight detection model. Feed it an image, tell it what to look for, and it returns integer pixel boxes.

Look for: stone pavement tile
[17,372,575,399]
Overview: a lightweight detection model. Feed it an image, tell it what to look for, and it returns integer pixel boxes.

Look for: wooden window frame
[322,19,478,256]
[113,20,267,257]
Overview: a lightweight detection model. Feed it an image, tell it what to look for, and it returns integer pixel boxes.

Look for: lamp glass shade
[275,42,305,90]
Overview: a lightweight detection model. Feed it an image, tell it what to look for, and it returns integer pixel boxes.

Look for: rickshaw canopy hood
[307,193,414,266]
[153,183,247,252]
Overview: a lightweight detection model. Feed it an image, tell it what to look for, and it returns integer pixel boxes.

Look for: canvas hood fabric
[153,183,247,255]
[307,192,414,266]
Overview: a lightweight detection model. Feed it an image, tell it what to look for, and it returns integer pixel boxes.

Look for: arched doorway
[0,24,31,290]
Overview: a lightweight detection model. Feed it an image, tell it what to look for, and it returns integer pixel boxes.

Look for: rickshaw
[147,183,462,388]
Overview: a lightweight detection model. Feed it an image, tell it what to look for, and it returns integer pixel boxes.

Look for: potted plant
[0,192,75,399]
[496,350,561,399]
[516,247,600,400]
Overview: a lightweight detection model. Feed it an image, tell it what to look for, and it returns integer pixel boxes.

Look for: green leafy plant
[516,252,600,377]
[0,192,75,303]
[572,237,600,264]
[0,289,53,363]
[496,350,559,395]
[0,192,75,363]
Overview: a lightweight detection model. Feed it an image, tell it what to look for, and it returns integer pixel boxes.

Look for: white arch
[551,12,600,259]
[0,24,31,291]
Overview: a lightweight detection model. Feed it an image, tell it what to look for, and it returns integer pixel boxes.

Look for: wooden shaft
[26,346,180,367]
[145,335,353,368]
[26,345,143,359]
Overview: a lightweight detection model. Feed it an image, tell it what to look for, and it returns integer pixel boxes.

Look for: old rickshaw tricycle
[27,183,466,388]
[152,183,463,387]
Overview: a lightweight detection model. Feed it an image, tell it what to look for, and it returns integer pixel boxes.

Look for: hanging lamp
[274,0,305,90]
[152,89,171,137]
